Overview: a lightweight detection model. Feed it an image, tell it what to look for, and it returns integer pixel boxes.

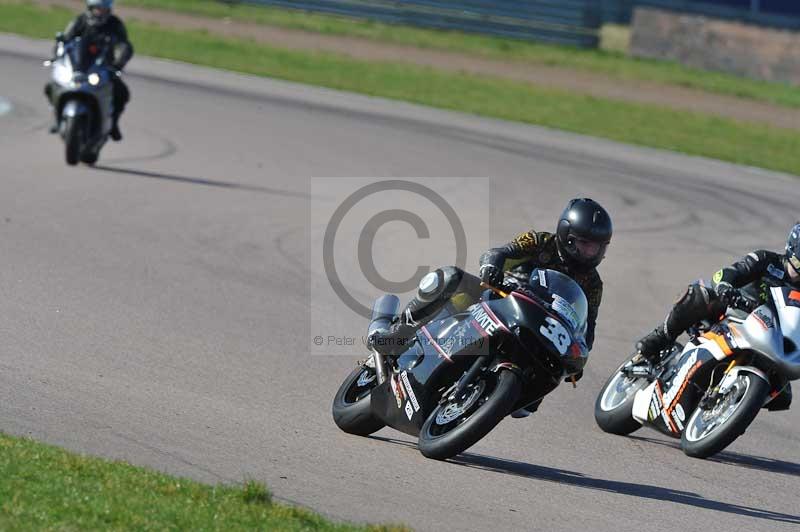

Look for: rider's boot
[767,381,792,411]
[635,326,672,364]
[368,311,418,358]
[110,120,122,141]
[368,267,482,358]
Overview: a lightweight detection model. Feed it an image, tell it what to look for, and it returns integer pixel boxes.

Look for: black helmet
[786,223,800,286]
[556,198,612,271]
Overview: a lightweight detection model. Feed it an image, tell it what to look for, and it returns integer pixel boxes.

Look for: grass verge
[117,0,800,108]
[0,432,404,530]
[2,1,799,176]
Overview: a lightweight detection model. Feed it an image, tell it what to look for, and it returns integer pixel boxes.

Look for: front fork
[699,355,746,410]
[439,355,491,404]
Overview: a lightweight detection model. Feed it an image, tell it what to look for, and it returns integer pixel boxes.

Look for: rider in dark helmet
[478,197,611,350]
[635,223,800,410]
[44,0,133,141]
[369,198,612,414]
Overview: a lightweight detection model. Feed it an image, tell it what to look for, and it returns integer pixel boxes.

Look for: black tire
[64,115,82,166]
[681,371,770,459]
[332,365,385,436]
[595,357,647,436]
[418,369,520,461]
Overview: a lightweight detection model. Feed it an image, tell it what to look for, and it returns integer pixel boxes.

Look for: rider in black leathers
[370,198,613,415]
[635,223,800,410]
[45,0,133,141]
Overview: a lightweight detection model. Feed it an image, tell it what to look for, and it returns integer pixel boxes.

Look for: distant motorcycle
[595,282,799,458]
[332,269,589,460]
[45,33,116,166]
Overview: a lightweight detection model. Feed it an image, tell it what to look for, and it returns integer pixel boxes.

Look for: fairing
[633,345,718,436]
[369,272,590,435]
[633,285,800,438]
[50,38,115,142]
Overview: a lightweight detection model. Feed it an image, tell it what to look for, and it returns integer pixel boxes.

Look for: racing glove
[478,249,506,287]
[714,281,738,303]
[479,264,503,287]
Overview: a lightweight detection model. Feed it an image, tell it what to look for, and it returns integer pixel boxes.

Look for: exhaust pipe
[367,294,399,384]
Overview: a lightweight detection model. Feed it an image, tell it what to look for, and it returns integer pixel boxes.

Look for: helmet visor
[574,237,607,261]
[88,5,110,24]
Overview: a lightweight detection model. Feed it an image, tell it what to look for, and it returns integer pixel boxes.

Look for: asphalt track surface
[1,33,799,532]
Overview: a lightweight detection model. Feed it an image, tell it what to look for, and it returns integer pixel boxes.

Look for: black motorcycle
[332,268,589,460]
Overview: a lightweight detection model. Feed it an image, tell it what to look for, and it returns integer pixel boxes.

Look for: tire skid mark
[103,132,179,165]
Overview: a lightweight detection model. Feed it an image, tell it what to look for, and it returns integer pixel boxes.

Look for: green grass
[3,1,799,176]
[116,0,800,108]
[0,432,405,530]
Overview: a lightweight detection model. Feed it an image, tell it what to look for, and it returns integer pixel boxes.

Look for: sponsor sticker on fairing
[671,413,684,431]
[389,375,403,408]
[400,371,420,412]
[662,351,698,407]
[469,303,502,336]
[551,294,580,330]
[753,308,774,329]
[404,401,414,420]
[648,390,663,421]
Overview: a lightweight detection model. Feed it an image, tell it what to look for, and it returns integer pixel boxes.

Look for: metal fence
[232,0,604,48]
[225,1,799,49]
[602,0,634,23]
[636,0,800,29]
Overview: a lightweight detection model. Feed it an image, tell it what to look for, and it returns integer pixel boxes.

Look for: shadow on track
[627,435,800,478]
[91,165,310,198]
[368,435,800,525]
[451,452,800,524]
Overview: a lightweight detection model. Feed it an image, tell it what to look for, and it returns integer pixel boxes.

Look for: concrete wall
[631,7,800,85]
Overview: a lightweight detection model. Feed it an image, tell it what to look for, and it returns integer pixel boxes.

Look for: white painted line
[0,97,12,116]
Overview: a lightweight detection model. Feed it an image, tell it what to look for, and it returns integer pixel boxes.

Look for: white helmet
[86,0,113,26]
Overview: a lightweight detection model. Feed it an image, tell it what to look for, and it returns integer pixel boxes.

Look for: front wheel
[332,364,385,436]
[418,369,520,461]
[681,371,770,459]
[63,115,83,166]
[595,356,648,436]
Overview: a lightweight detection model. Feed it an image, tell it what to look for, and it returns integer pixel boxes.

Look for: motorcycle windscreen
[528,269,588,337]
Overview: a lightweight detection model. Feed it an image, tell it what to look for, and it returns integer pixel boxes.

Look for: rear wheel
[418,369,520,460]
[332,364,385,436]
[595,356,648,435]
[63,116,83,166]
[681,371,770,459]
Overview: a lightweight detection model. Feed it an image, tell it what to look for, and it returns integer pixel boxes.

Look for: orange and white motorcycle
[595,283,799,458]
